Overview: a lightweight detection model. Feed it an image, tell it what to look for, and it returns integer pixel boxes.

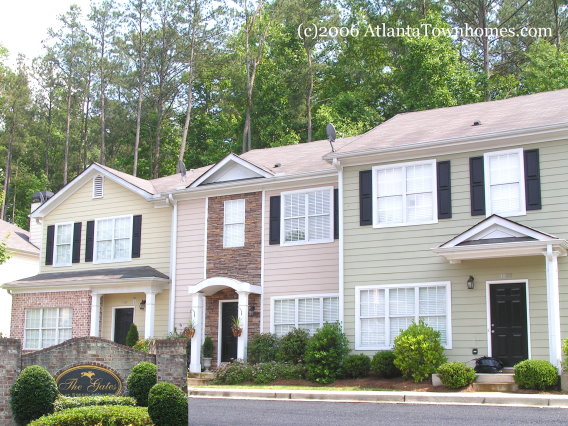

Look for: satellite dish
[326,123,336,152]
[177,160,187,179]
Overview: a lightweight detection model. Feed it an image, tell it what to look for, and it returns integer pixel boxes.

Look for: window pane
[96,240,112,262]
[298,298,319,324]
[59,327,72,343]
[360,289,385,317]
[225,199,245,224]
[389,288,415,316]
[42,328,57,347]
[25,309,41,328]
[377,195,403,224]
[56,224,72,244]
[361,318,385,347]
[274,300,295,325]
[42,308,58,328]
[59,308,72,327]
[490,183,520,214]
[114,238,130,259]
[489,153,519,185]
[308,191,330,216]
[419,287,446,316]
[55,244,71,265]
[284,193,305,219]
[96,219,113,240]
[406,163,432,194]
[284,217,305,242]
[323,297,339,323]
[275,324,294,337]
[406,192,433,222]
[114,217,131,239]
[421,316,447,346]
[308,215,330,241]
[224,223,245,247]
[390,316,414,346]
[377,168,403,197]
[25,329,40,349]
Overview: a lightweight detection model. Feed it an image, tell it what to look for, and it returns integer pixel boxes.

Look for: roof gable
[189,153,272,188]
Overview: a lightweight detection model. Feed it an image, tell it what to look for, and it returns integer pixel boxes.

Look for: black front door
[221,302,238,362]
[490,283,528,367]
[114,308,134,345]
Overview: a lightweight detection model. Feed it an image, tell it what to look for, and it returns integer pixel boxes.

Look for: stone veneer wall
[0,338,21,426]
[149,339,189,391]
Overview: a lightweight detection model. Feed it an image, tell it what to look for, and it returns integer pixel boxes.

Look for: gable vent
[93,175,104,198]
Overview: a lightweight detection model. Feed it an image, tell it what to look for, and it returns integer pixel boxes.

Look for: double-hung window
[224,199,245,248]
[272,295,339,337]
[24,307,72,350]
[373,160,437,227]
[54,223,73,266]
[281,187,333,245]
[484,148,525,217]
[356,282,451,350]
[94,215,132,263]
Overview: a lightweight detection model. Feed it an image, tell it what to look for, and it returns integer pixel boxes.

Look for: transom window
[94,215,132,263]
[54,223,73,267]
[356,282,451,350]
[24,307,72,350]
[373,160,437,227]
[281,187,333,245]
[224,199,245,248]
[272,295,339,337]
[484,148,525,217]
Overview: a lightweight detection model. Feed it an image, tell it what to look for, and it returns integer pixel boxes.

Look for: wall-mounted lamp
[249,305,256,313]
[139,299,146,310]
[467,276,475,290]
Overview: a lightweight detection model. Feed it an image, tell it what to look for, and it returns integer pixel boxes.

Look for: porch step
[475,373,514,384]
[472,382,518,392]
[187,372,215,386]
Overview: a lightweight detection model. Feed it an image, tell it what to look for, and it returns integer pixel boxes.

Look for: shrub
[393,320,447,383]
[132,339,151,353]
[54,395,137,411]
[248,333,280,364]
[10,365,58,425]
[127,362,157,406]
[213,361,254,384]
[342,354,371,378]
[514,360,558,390]
[29,405,152,425]
[371,351,401,378]
[126,323,140,347]
[278,328,310,363]
[305,322,350,384]
[562,338,568,370]
[437,362,476,389]
[213,361,304,384]
[148,382,188,426]
[202,336,214,358]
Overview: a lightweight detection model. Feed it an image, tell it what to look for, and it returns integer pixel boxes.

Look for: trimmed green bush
[126,323,140,347]
[148,382,188,426]
[248,333,280,364]
[437,362,476,389]
[393,320,447,383]
[278,328,310,363]
[29,405,152,425]
[562,338,568,370]
[371,351,401,378]
[213,361,304,384]
[342,354,371,378]
[514,359,558,390]
[213,361,254,384]
[54,395,137,411]
[127,362,157,406]
[132,339,151,353]
[202,336,214,358]
[10,365,58,425]
[305,322,350,384]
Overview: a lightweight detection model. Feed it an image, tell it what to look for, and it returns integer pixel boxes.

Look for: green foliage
[10,365,58,425]
[521,41,568,94]
[212,361,254,384]
[562,338,568,370]
[342,354,371,379]
[371,351,401,378]
[202,336,214,358]
[393,320,447,383]
[126,362,157,406]
[437,362,476,389]
[132,339,151,353]
[248,333,280,364]
[514,360,559,390]
[278,328,310,364]
[147,382,188,426]
[213,361,304,385]
[304,323,350,384]
[125,323,140,347]
[28,405,152,425]
[54,396,137,411]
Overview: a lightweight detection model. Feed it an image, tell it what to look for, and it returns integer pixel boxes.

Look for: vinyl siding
[343,139,568,362]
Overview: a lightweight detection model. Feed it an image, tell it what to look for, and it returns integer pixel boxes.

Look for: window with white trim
[94,215,132,263]
[272,295,339,337]
[281,187,333,245]
[484,148,525,217]
[24,307,72,350]
[224,199,245,248]
[54,223,73,266]
[93,175,104,198]
[373,160,437,227]
[356,282,450,350]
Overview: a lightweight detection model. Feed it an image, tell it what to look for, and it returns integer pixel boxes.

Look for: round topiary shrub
[127,362,157,406]
[514,359,558,390]
[148,382,188,426]
[305,322,350,384]
[437,362,476,389]
[278,328,310,364]
[247,333,280,364]
[10,365,58,425]
[342,354,371,378]
[371,351,401,378]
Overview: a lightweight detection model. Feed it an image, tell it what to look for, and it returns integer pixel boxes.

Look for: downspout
[333,158,344,329]
[167,194,178,333]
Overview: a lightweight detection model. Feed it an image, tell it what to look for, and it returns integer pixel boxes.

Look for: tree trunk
[552,0,561,51]
[305,43,313,143]
[153,102,163,179]
[179,20,196,165]
[99,88,106,164]
[63,85,72,185]
[81,72,92,169]
[133,82,143,176]
[1,127,14,221]
[480,0,490,101]
[45,94,53,180]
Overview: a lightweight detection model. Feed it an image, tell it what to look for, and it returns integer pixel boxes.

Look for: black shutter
[132,215,142,258]
[269,196,281,245]
[45,225,55,265]
[469,156,486,216]
[524,149,541,210]
[85,220,95,262]
[359,170,373,226]
[72,222,82,263]
[333,188,339,239]
[437,161,452,219]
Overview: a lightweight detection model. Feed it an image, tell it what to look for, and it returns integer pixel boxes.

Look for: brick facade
[0,338,20,425]
[149,339,189,391]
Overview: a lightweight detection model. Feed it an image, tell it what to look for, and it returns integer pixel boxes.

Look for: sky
[0,0,92,66]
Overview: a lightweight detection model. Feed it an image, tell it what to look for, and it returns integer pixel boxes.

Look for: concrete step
[188,377,210,386]
[473,382,518,392]
[187,372,215,386]
[475,373,514,384]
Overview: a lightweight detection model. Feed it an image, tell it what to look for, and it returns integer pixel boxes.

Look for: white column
[190,293,205,373]
[144,292,157,339]
[237,291,250,361]
[90,293,102,337]
[545,245,562,369]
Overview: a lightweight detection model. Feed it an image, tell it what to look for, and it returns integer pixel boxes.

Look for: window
[93,175,104,198]
[484,148,525,217]
[356,282,451,350]
[373,160,437,227]
[54,223,73,266]
[224,199,245,248]
[272,295,339,337]
[281,187,333,245]
[94,215,132,263]
[24,308,72,350]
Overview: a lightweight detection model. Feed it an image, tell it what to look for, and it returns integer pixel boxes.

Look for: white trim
[168,195,177,333]
[190,153,272,188]
[203,197,208,279]
[92,175,104,199]
[260,190,265,332]
[223,198,246,248]
[269,293,339,335]
[485,280,531,362]
[93,214,133,264]
[53,222,74,267]
[218,299,238,365]
[338,163,344,328]
[23,307,73,350]
[484,148,526,218]
[188,277,262,297]
[110,305,135,342]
